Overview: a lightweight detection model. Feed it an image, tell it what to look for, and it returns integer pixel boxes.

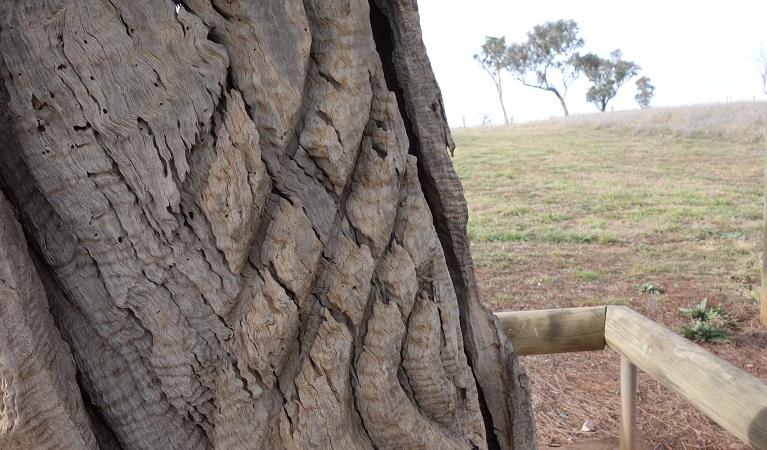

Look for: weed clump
[679,298,736,344]
[638,283,663,294]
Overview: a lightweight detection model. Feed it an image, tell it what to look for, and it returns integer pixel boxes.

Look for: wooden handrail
[495,305,767,450]
[496,306,606,355]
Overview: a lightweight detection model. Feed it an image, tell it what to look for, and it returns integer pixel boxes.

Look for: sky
[416,0,767,127]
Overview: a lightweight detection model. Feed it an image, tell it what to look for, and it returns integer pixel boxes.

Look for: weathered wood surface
[605,306,767,450]
[619,357,637,450]
[495,307,606,356]
[762,143,767,326]
[0,193,98,449]
[0,1,534,449]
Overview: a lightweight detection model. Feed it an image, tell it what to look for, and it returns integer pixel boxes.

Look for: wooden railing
[495,306,767,450]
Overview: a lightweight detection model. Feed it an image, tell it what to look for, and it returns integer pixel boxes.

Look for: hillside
[452,102,767,449]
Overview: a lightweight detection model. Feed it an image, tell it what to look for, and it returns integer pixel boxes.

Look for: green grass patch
[572,270,600,281]
[540,229,599,244]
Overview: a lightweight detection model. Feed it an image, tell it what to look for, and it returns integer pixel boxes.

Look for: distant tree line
[475,19,656,123]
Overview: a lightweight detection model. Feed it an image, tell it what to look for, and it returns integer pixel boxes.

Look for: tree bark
[0,1,535,449]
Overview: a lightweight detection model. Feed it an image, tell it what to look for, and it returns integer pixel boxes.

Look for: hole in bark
[137,117,151,134]
[31,94,45,110]
[73,123,91,131]
[37,124,46,132]
[49,92,55,99]
[118,236,124,243]
[371,143,387,159]
[102,109,108,114]
[57,64,66,70]
[188,211,194,220]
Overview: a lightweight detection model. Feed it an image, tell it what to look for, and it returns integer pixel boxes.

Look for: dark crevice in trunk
[368,3,511,448]
[369,2,465,337]
[369,1,468,343]
[368,0,418,159]
[474,377,502,450]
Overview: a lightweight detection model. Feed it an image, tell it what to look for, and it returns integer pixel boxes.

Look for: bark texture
[0,0,535,449]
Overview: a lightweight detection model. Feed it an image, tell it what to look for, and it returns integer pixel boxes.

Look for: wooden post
[762,105,767,326]
[494,306,606,356]
[605,306,767,449]
[620,356,637,450]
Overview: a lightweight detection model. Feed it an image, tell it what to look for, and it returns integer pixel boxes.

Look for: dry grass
[553,101,767,143]
[452,101,767,449]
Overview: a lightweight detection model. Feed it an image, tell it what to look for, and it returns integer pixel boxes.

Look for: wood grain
[495,307,606,356]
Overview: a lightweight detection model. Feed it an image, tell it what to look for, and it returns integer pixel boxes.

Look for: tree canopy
[576,49,640,112]
[505,19,584,116]
[475,20,652,118]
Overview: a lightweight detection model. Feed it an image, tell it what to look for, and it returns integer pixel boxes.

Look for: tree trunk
[553,89,569,117]
[0,1,535,449]
[496,83,510,125]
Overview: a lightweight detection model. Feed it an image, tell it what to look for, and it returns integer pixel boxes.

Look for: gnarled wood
[0,0,535,448]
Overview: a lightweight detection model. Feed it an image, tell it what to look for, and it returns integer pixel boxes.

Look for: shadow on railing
[494,306,767,450]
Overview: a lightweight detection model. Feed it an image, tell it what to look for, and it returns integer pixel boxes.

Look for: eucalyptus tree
[505,19,585,116]
[475,36,511,124]
[576,50,640,112]
[634,76,656,109]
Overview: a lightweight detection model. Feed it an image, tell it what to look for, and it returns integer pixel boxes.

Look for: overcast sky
[417,0,767,127]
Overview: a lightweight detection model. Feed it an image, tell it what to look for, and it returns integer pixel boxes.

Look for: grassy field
[451,101,767,449]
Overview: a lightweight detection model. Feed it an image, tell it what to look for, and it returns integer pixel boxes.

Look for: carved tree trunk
[0,1,535,449]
